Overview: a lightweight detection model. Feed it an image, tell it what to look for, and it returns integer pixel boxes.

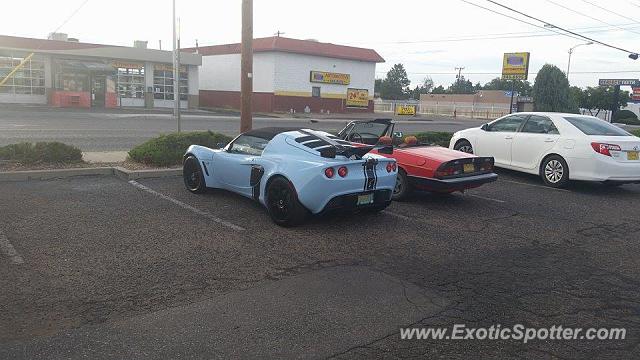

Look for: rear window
[564,116,631,136]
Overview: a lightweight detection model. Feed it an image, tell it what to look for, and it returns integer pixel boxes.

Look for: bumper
[320,189,392,213]
[409,172,498,192]
[567,156,640,182]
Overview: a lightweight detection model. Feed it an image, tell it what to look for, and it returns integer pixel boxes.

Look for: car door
[474,114,528,166]
[511,115,561,170]
[216,135,268,196]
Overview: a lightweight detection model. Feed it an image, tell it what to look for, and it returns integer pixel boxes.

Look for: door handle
[504,136,513,140]
[544,138,555,143]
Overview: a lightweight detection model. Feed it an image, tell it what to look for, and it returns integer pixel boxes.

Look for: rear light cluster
[591,142,621,157]
[386,162,397,173]
[325,166,349,178]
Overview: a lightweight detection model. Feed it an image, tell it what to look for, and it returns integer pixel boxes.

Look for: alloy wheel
[544,160,564,184]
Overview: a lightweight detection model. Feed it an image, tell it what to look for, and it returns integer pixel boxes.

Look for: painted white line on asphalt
[500,179,571,192]
[467,194,506,203]
[128,180,245,231]
[0,228,24,265]
[382,210,413,221]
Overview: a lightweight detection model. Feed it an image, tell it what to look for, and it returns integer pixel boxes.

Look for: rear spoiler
[300,130,392,159]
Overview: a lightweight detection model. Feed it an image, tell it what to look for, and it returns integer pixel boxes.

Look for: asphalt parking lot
[1,170,640,358]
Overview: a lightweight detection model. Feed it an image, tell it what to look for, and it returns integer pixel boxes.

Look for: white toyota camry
[449,112,640,187]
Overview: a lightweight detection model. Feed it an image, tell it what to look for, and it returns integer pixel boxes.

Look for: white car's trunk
[591,135,640,163]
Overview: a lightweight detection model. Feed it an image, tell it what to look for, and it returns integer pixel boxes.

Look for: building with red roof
[185,36,384,113]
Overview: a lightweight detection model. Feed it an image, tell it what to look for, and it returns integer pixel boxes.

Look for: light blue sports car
[183,127,398,226]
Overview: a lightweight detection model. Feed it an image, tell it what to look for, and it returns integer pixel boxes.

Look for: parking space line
[382,210,413,221]
[128,180,245,231]
[467,194,506,203]
[0,228,24,265]
[499,179,571,192]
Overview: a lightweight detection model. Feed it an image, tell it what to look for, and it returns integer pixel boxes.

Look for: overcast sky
[2,0,639,88]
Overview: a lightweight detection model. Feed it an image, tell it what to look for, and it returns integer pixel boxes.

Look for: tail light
[338,166,348,177]
[324,167,335,178]
[591,142,621,157]
[386,162,396,173]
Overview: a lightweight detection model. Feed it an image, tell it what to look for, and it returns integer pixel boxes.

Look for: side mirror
[480,124,489,131]
[393,131,404,138]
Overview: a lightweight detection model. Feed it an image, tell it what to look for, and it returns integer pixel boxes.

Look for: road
[1,171,639,358]
[0,108,486,151]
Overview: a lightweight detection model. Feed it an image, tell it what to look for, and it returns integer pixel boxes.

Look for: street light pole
[240,0,253,133]
[567,42,593,81]
[172,0,181,132]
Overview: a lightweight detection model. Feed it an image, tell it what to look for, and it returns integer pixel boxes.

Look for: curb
[0,166,181,182]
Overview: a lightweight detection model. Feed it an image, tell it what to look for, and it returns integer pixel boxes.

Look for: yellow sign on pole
[396,104,417,116]
[346,88,369,108]
[502,52,530,80]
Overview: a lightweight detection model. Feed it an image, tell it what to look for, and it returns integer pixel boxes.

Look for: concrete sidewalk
[82,151,129,163]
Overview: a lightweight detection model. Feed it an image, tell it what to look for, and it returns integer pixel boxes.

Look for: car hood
[395,145,476,161]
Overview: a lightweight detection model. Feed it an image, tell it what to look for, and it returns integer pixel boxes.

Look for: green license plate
[357,193,374,206]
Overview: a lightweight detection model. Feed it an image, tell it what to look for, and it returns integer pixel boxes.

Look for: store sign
[155,63,187,72]
[112,61,143,69]
[346,88,369,108]
[396,104,417,116]
[599,79,640,87]
[502,52,530,80]
[632,87,640,101]
[310,71,350,85]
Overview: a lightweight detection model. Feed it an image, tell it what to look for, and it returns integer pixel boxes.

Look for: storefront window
[116,64,144,99]
[0,52,45,95]
[153,65,187,101]
[55,72,89,92]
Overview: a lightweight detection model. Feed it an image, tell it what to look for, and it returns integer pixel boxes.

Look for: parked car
[182,127,397,226]
[337,119,497,200]
[449,112,640,187]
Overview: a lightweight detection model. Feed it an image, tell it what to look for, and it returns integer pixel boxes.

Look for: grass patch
[412,132,454,147]
[631,129,640,137]
[128,131,233,167]
[0,142,83,164]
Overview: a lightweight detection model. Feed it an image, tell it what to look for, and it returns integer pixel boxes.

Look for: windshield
[564,116,631,136]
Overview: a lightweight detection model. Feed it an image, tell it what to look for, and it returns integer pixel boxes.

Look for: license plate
[628,151,639,160]
[357,193,374,206]
[463,163,475,173]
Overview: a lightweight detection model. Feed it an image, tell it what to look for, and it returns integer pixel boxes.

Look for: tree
[581,86,630,116]
[568,86,585,113]
[409,76,434,100]
[374,78,383,97]
[447,75,475,94]
[432,85,446,94]
[379,63,411,100]
[532,64,571,112]
[482,77,532,96]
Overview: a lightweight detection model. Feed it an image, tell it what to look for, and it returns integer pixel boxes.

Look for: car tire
[392,168,412,201]
[266,176,307,227]
[183,155,207,193]
[454,139,474,154]
[540,155,569,188]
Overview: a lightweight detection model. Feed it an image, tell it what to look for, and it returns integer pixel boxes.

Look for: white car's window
[487,115,527,132]
[521,115,559,135]
[564,116,631,136]
[228,135,269,156]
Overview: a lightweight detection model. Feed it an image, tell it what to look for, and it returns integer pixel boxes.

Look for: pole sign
[396,104,417,116]
[502,52,530,80]
[346,88,369,108]
[598,79,640,87]
[632,87,640,101]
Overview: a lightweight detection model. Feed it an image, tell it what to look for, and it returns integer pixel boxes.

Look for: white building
[188,37,384,113]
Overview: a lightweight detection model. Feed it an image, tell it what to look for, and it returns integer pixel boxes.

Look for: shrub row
[0,142,83,164]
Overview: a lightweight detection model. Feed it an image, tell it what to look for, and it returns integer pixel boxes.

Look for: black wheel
[183,155,206,193]
[266,176,307,227]
[392,168,412,201]
[540,155,569,188]
[454,139,474,154]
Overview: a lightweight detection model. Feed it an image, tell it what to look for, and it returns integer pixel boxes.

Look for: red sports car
[337,119,498,200]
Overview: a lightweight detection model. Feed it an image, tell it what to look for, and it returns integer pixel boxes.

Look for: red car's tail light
[591,142,621,157]
[338,166,348,177]
[324,167,335,178]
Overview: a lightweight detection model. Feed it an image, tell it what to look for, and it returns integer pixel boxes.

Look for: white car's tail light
[591,142,621,157]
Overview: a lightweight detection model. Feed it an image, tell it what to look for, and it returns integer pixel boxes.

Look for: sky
[2,0,639,89]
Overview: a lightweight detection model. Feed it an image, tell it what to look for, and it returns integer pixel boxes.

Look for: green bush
[128,131,233,166]
[631,129,640,137]
[612,110,640,125]
[412,132,454,147]
[0,142,83,164]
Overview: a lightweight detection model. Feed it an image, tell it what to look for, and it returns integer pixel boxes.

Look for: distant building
[0,33,201,109]
[420,90,533,117]
[187,37,384,113]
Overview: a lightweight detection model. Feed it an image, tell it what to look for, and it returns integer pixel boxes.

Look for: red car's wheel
[392,169,412,201]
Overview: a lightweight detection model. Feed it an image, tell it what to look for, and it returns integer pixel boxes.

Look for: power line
[545,0,640,36]
[376,70,640,75]
[483,0,639,55]
[581,0,640,25]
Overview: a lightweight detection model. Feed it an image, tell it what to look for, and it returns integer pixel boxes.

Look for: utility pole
[240,0,253,133]
[454,67,464,86]
[172,0,181,132]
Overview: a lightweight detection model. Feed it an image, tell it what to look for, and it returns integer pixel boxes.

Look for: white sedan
[449,112,640,187]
